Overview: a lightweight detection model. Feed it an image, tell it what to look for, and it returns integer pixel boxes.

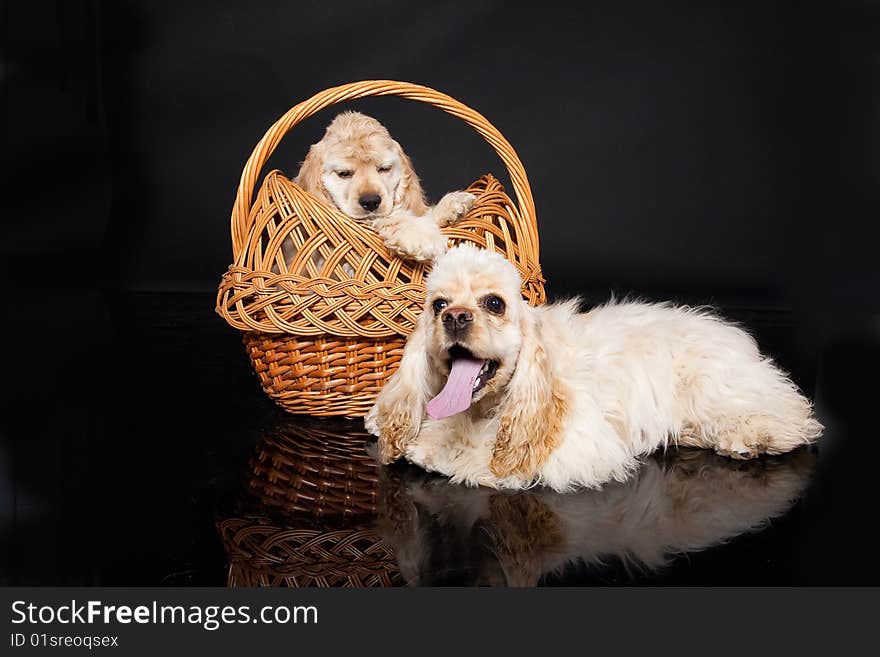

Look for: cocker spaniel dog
[286,111,475,264]
[366,245,823,491]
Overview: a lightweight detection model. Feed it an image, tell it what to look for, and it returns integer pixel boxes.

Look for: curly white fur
[366,245,823,491]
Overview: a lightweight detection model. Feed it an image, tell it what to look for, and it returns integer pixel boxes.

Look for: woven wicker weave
[219,519,402,588]
[219,417,402,587]
[216,80,545,417]
[242,417,379,520]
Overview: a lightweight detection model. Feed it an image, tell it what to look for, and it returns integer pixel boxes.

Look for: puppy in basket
[286,111,475,264]
[366,245,823,491]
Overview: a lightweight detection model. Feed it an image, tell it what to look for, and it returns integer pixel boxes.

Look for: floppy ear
[365,310,434,463]
[393,142,429,215]
[490,308,567,481]
[294,142,334,205]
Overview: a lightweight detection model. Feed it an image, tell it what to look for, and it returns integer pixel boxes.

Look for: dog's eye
[336,170,353,179]
[432,298,448,315]
[377,165,392,173]
[482,295,506,315]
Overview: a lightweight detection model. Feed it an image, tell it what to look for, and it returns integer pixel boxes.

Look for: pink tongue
[426,357,485,419]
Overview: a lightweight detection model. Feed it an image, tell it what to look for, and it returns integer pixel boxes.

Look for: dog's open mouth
[426,345,499,420]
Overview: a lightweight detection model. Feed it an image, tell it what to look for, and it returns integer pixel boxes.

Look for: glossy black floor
[1,290,877,586]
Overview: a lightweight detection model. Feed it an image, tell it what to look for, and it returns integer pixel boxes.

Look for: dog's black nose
[442,307,474,334]
[359,194,382,212]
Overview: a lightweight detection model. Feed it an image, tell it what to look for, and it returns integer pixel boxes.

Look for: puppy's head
[295,111,427,219]
[422,245,527,416]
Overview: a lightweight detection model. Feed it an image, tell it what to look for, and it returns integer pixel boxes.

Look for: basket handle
[230,80,538,258]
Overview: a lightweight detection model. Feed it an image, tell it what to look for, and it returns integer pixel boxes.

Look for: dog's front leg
[365,313,433,462]
[367,399,423,464]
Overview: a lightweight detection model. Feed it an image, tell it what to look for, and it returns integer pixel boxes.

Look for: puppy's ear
[294,143,334,205]
[393,142,429,216]
[365,310,433,463]
[491,309,566,481]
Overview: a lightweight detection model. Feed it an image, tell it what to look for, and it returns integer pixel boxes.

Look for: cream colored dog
[287,111,475,264]
[366,245,823,491]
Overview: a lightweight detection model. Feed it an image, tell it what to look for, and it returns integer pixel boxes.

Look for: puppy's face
[423,248,526,409]
[319,134,403,220]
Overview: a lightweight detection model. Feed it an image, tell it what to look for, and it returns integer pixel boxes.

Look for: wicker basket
[216,80,545,417]
[218,417,402,587]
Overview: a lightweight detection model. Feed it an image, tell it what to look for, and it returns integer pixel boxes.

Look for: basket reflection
[218,417,402,587]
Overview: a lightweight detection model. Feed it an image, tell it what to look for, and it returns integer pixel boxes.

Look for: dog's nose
[442,307,474,334]
[359,194,382,212]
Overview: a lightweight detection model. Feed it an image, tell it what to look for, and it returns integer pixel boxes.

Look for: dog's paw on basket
[434,190,477,227]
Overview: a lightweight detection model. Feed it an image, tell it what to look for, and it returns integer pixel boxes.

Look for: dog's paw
[433,191,476,227]
[376,419,416,464]
[715,434,765,460]
[384,220,448,263]
[367,400,421,464]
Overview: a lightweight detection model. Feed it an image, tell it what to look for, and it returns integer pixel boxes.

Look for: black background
[2,0,879,585]
[5,0,878,311]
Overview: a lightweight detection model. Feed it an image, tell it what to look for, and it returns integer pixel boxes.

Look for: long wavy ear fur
[394,142,429,216]
[294,142,334,205]
[490,309,567,481]
[365,310,433,463]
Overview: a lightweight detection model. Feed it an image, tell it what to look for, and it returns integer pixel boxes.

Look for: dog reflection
[376,447,815,586]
